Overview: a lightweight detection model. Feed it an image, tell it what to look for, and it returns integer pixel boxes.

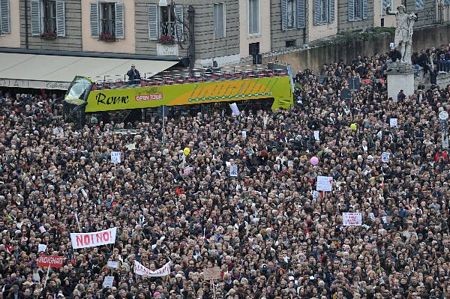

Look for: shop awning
[0,53,179,90]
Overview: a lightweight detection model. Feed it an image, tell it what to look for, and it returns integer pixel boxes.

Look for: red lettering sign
[37,255,65,269]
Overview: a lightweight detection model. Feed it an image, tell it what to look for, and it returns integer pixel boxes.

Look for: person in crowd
[127,64,141,85]
[0,47,449,299]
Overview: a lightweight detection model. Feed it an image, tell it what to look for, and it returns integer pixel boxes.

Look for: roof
[0,52,179,90]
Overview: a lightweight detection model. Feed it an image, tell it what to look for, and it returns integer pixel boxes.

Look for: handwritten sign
[313,131,320,141]
[70,228,117,249]
[381,152,390,163]
[111,152,121,164]
[37,255,65,269]
[316,176,333,192]
[203,266,222,281]
[230,164,238,177]
[102,276,114,288]
[107,261,119,269]
[389,118,398,128]
[38,244,47,253]
[343,212,362,226]
[134,260,171,277]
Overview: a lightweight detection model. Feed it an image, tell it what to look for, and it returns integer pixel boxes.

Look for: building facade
[0,0,449,70]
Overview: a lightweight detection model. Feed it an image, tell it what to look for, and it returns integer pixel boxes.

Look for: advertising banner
[70,228,117,249]
[85,76,293,112]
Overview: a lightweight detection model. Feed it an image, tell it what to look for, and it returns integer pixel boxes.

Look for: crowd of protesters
[0,48,450,299]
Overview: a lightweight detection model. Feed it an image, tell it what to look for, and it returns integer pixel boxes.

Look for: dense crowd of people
[0,49,449,299]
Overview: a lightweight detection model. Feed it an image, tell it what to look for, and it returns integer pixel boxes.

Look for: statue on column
[386,5,418,64]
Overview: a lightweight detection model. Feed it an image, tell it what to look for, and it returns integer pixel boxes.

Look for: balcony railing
[160,21,176,39]
[100,19,116,42]
[42,18,56,39]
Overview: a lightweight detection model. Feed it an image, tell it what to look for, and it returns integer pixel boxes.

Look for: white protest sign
[343,212,362,226]
[230,164,238,177]
[203,267,222,281]
[111,152,121,164]
[107,261,119,269]
[39,226,47,233]
[313,131,320,141]
[38,244,47,253]
[125,143,136,150]
[134,260,171,277]
[102,276,114,288]
[242,131,247,139]
[70,227,117,249]
[381,152,390,163]
[389,118,398,128]
[316,176,333,192]
[229,103,240,116]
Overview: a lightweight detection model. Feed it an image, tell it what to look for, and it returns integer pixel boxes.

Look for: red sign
[37,255,65,269]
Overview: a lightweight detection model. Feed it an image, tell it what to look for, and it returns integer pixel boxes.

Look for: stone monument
[386,5,418,99]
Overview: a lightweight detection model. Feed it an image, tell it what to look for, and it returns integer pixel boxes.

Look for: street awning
[0,53,179,90]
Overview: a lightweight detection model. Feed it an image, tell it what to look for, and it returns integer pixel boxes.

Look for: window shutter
[362,0,368,19]
[348,0,354,21]
[328,0,335,23]
[148,4,158,40]
[296,0,306,29]
[313,0,320,25]
[56,1,65,37]
[90,2,99,37]
[415,0,424,9]
[30,0,41,36]
[281,0,287,31]
[0,0,10,34]
[115,3,124,39]
[381,0,390,15]
[175,4,183,41]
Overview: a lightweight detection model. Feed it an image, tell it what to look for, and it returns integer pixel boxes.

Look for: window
[415,0,424,10]
[282,0,305,30]
[348,0,368,21]
[248,0,259,35]
[313,0,334,25]
[90,2,124,40]
[31,0,65,37]
[0,0,11,34]
[381,0,392,16]
[43,0,56,34]
[287,0,296,28]
[100,3,115,37]
[214,3,226,38]
[148,4,183,42]
[286,40,296,47]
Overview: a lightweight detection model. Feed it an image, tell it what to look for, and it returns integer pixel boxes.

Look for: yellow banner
[85,76,292,113]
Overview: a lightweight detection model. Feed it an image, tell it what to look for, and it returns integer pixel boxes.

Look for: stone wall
[264,24,450,72]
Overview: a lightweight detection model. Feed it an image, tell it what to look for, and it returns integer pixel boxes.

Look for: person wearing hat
[127,64,141,85]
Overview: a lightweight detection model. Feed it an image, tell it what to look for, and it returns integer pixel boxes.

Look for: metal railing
[160,21,176,38]
[101,19,116,38]
[43,18,56,34]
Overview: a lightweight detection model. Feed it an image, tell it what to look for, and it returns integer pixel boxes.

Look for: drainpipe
[188,5,195,73]
[25,0,30,49]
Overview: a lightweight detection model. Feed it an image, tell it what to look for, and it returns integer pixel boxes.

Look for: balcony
[157,21,178,56]
[99,20,116,42]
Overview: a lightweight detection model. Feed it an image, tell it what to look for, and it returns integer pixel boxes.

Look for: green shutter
[297,0,306,29]
[115,3,124,38]
[329,0,335,23]
[90,2,99,37]
[0,0,10,34]
[175,4,183,41]
[281,0,287,31]
[56,1,65,37]
[313,0,320,25]
[148,4,158,40]
[30,0,41,36]
[348,0,355,21]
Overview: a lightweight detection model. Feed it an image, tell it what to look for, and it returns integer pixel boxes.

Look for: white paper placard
[102,276,114,288]
[313,131,320,141]
[242,131,247,139]
[316,176,333,192]
[229,103,240,116]
[107,261,119,269]
[343,212,362,226]
[389,118,398,128]
[381,152,390,163]
[230,164,238,177]
[38,244,47,253]
[125,143,136,150]
[111,152,121,164]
